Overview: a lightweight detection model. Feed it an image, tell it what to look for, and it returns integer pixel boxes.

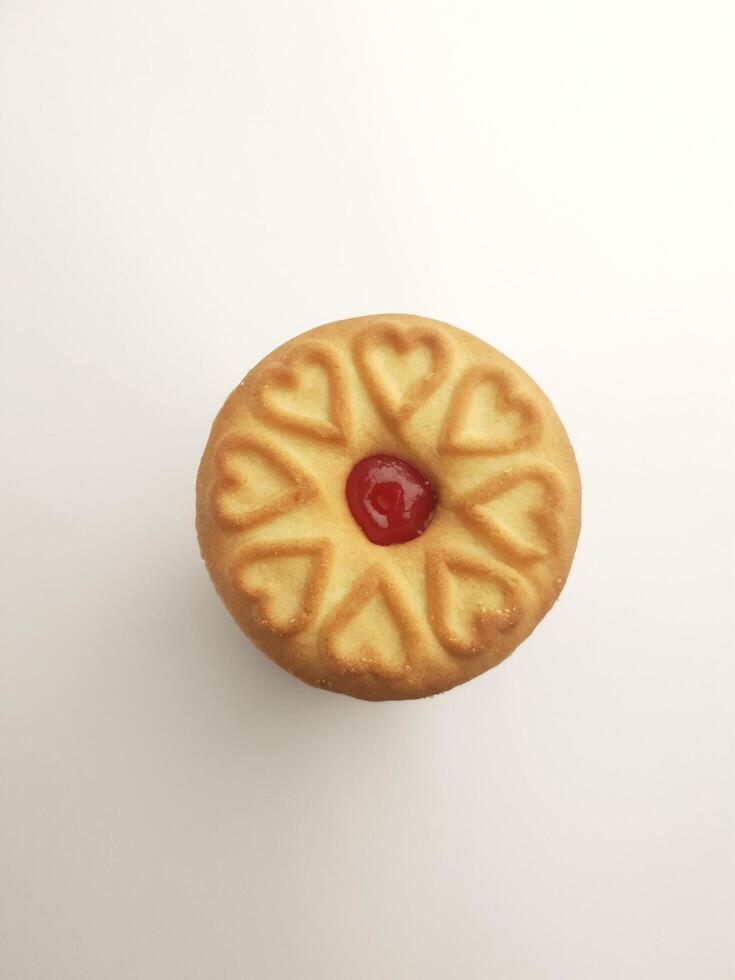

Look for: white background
[1,2,733,978]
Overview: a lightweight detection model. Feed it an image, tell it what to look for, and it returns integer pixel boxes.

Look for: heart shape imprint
[439,366,541,455]
[212,434,317,532]
[455,464,563,564]
[254,342,351,445]
[230,538,333,635]
[353,321,451,425]
[426,549,525,658]
[319,564,422,679]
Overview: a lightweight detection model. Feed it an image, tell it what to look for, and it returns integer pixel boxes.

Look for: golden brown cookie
[196,314,581,700]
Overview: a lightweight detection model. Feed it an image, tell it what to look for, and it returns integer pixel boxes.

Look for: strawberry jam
[346,454,437,545]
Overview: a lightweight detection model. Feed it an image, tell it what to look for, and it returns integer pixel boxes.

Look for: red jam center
[346,454,437,546]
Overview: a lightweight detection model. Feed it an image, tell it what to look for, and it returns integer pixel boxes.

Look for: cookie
[196,314,581,700]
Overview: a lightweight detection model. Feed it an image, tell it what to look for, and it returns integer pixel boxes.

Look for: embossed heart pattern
[197,314,581,700]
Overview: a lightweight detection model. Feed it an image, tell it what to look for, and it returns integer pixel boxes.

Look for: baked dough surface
[196,314,581,700]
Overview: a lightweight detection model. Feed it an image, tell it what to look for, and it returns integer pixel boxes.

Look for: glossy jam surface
[346,454,437,546]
